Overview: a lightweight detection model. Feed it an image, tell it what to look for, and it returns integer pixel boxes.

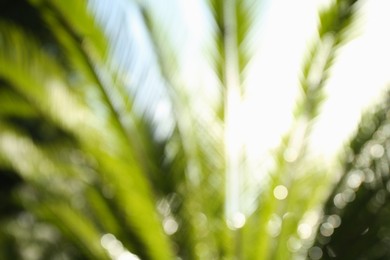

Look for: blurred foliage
[311,92,390,259]
[0,0,388,260]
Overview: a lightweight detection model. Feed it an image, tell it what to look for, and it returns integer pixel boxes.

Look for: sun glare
[238,0,390,164]
[177,0,390,220]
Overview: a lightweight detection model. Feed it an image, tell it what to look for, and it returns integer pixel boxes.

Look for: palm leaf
[0,4,174,259]
[312,91,390,259]
[247,0,362,259]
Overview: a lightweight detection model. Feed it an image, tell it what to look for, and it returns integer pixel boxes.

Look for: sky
[243,0,390,162]
[94,0,390,175]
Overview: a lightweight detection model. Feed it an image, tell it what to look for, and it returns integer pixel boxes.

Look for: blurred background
[1,0,390,259]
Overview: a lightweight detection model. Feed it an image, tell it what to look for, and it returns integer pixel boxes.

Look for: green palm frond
[247,0,362,259]
[311,90,390,259]
[0,3,173,259]
[207,0,261,91]
[134,1,232,257]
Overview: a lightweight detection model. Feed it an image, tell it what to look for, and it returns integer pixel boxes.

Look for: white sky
[112,0,390,166]
[242,0,390,163]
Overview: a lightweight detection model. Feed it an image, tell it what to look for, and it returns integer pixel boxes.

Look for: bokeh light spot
[308,246,323,260]
[320,222,334,237]
[297,223,312,239]
[327,214,341,228]
[370,144,384,158]
[163,217,179,235]
[347,170,364,189]
[287,236,302,252]
[268,214,282,237]
[273,185,288,200]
